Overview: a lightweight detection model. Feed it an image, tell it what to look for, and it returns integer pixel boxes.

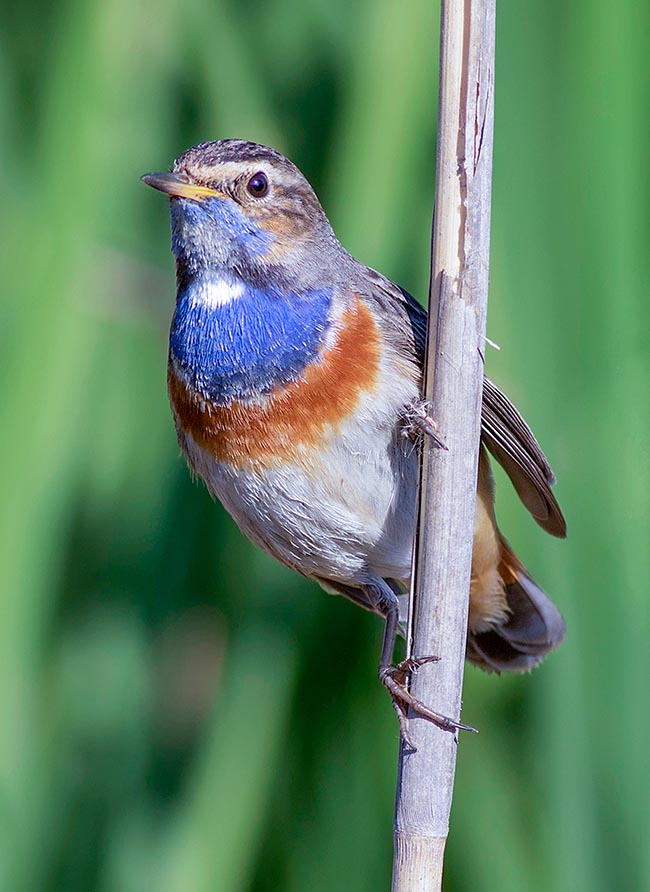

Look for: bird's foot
[402,401,447,451]
[379,656,477,749]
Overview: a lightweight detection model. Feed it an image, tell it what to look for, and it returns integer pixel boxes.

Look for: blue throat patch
[169,278,333,402]
[171,196,274,260]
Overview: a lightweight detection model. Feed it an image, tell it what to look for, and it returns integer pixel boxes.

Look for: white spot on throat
[189,279,245,308]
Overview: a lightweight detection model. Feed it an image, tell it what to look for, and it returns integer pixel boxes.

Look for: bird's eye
[246,172,269,197]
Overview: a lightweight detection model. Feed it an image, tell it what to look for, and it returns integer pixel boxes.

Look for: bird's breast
[168,295,383,468]
[169,277,335,401]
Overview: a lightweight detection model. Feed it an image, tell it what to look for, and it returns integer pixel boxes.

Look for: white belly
[180,388,419,585]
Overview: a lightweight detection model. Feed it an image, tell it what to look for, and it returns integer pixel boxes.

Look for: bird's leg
[364,578,476,748]
[401,400,447,451]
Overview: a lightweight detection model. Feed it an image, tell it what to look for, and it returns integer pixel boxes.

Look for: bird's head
[142,139,346,289]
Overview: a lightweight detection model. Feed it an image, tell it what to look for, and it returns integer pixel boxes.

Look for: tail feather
[467,539,565,673]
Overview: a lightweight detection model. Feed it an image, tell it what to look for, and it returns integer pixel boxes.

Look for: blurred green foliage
[1,0,648,889]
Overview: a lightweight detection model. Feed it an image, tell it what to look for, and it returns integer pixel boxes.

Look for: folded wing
[361,271,566,538]
[481,377,566,537]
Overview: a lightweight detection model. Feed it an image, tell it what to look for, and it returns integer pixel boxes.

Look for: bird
[142,138,566,740]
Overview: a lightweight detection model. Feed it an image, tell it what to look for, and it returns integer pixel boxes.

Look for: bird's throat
[169,276,333,403]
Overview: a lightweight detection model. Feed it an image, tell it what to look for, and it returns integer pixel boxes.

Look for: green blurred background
[1,0,648,889]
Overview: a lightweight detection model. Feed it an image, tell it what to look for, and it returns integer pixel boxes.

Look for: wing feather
[481,377,566,537]
[358,270,566,538]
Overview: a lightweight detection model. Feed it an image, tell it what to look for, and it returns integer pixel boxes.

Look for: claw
[380,659,478,747]
[402,401,448,451]
[387,654,440,686]
[361,578,476,748]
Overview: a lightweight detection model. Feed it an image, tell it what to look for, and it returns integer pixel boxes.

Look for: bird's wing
[479,377,566,536]
[359,269,566,538]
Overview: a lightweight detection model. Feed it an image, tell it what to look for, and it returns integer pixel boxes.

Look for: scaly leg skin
[364,578,477,750]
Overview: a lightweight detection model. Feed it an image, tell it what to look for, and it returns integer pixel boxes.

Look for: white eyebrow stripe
[188,279,246,308]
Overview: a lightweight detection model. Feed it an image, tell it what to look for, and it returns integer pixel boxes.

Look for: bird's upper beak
[140,171,224,201]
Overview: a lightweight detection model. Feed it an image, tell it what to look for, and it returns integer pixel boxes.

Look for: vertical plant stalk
[392,0,495,889]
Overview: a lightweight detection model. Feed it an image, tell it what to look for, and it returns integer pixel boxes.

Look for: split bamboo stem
[391,0,496,888]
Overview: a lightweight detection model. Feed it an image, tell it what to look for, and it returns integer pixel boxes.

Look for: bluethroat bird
[142,139,566,739]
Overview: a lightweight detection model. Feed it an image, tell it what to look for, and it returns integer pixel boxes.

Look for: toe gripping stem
[402,401,448,451]
[364,579,477,750]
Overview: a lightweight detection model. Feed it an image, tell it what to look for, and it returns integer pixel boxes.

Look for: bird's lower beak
[141,172,224,201]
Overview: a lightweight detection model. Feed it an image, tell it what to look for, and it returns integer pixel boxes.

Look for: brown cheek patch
[168,296,381,468]
[258,208,313,258]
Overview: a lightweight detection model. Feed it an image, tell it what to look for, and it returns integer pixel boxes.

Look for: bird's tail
[466,536,565,673]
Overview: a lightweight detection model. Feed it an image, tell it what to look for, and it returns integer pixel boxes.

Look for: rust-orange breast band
[168,296,382,468]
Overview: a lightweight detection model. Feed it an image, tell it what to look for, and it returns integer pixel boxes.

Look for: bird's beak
[140,172,224,201]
